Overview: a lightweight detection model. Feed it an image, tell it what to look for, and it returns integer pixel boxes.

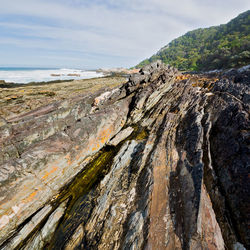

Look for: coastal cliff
[0,62,249,249]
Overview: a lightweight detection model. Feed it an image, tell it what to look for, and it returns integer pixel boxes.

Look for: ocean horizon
[0,67,104,84]
[0,67,58,71]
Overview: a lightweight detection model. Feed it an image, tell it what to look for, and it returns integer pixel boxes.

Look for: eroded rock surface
[0,61,249,249]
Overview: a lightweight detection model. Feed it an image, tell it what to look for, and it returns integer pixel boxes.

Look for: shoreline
[0,68,104,85]
[0,75,127,121]
[0,67,139,85]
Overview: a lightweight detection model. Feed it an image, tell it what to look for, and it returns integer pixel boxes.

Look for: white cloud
[0,0,249,67]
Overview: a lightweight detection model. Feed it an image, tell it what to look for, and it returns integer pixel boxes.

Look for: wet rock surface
[0,62,249,249]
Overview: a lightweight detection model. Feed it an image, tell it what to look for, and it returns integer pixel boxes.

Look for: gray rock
[108,127,134,146]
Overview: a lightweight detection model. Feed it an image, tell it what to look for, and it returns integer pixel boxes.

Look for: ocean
[0,67,104,84]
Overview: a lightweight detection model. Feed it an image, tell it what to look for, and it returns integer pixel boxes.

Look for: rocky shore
[96,67,140,76]
[0,76,126,120]
[0,61,249,249]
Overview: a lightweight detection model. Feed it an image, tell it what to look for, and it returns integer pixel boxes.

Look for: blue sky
[0,0,249,69]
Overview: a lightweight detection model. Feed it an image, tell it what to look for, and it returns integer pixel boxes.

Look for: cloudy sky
[0,0,249,69]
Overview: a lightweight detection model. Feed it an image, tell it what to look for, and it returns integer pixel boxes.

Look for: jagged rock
[0,62,249,249]
[0,91,129,245]
[23,200,68,250]
[2,205,52,250]
[126,60,175,94]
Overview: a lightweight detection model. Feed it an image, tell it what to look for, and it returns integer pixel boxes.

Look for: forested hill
[136,10,250,71]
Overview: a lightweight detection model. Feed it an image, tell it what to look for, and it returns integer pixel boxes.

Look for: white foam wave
[0,68,104,84]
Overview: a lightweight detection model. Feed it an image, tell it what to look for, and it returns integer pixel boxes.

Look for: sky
[0,0,249,69]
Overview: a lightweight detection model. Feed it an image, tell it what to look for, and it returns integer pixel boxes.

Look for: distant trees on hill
[136,10,250,71]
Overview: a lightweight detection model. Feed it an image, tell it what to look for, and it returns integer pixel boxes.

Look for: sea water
[0,67,104,84]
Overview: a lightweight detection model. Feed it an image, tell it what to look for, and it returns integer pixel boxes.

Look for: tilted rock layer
[0,61,249,249]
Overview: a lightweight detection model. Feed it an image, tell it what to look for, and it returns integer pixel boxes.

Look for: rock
[2,205,52,249]
[0,80,6,85]
[64,225,84,250]
[50,74,61,77]
[107,127,134,146]
[125,60,173,95]
[0,62,249,249]
[0,76,126,121]
[24,200,68,250]
[40,200,67,243]
[0,90,130,245]
[67,73,81,77]
[233,242,246,250]
[97,67,140,76]
[93,90,112,106]
[0,117,7,127]
[128,74,148,85]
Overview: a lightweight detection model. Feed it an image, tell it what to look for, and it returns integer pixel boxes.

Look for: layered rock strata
[0,61,249,249]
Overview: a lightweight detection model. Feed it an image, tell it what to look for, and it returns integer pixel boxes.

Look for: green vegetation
[136,10,250,71]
